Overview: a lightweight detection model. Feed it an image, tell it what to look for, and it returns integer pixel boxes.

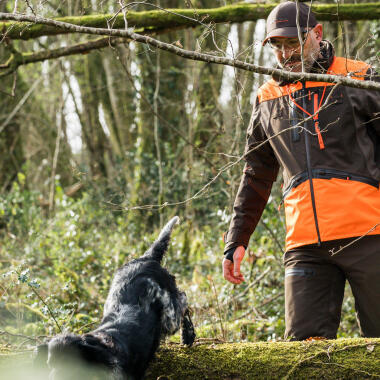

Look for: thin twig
[114,47,216,168]
[29,287,62,333]
[0,61,59,133]
[259,219,285,256]
[234,267,271,300]
[284,342,380,380]
[153,48,164,228]
[329,222,380,256]
[209,277,226,340]
[0,329,44,343]
[295,0,306,73]
[109,98,337,211]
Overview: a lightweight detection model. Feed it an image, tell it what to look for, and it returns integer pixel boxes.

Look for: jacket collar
[273,40,335,86]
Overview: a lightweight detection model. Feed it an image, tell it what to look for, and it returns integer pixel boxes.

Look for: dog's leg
[181,308,196,347]
[178,292,196,346]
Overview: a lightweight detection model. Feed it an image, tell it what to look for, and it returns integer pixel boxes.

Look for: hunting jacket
[225,41,380,252]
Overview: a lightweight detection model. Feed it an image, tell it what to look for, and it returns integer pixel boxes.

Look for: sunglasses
[268,29,313,51]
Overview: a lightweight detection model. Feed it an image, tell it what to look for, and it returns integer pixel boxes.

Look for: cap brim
[262,26,308,46]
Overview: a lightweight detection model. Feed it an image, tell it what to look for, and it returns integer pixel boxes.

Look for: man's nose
[281,46,294,60]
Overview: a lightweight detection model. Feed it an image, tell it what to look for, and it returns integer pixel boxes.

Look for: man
[222,1,380,340]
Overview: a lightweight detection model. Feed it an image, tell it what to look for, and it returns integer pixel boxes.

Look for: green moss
[0,339,379,379]
[147,339,380,379]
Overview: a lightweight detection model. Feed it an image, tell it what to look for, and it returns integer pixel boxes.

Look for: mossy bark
[2,3,380,40]
[146,339,380,379]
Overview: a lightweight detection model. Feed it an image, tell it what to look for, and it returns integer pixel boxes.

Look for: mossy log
[0,338,380,379]
[146,339,380,379]
[1,3,380,40]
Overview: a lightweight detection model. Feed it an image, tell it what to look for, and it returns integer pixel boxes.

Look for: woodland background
[0,0,379,355]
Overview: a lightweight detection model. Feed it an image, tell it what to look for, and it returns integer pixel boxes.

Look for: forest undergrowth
[0,175,360,355]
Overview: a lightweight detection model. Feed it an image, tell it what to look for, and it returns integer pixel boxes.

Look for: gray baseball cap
[263,1,317,45]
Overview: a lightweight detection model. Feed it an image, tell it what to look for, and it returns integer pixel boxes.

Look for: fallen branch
[0,13,379,91]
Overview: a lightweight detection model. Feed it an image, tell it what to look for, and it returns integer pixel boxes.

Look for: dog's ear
[47,334,116,377]
[33,343,49,368]
[78,335,115,367]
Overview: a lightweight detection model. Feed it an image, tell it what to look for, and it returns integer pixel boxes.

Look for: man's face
[269,25,323,72]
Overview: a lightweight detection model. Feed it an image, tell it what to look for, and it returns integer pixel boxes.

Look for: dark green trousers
[284,235,380,340]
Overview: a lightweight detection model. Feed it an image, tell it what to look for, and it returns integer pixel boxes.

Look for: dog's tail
[143,216,179,263]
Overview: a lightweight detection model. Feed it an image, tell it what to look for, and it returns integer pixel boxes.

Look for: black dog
[36,216,195,380]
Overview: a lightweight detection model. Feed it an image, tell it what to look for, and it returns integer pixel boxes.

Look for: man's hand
[223,246,246,284]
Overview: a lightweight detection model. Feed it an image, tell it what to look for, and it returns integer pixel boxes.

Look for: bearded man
[222,1,380,340]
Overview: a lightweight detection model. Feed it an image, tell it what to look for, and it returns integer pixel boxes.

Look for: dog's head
[36,333,118,380]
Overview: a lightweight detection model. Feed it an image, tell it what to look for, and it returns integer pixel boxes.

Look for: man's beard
[280,49,320,72]
[280,55,315,72]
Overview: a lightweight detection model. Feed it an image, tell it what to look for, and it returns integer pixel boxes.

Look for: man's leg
[284,246,346,340]
[332,235,380,337]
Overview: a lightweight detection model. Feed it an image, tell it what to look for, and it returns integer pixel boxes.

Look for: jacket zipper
[301,81,322,245]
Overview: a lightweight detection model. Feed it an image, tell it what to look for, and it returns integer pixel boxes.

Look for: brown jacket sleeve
[224,97,279,252]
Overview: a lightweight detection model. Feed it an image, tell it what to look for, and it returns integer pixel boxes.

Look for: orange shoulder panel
[327,57,370,81]
[257,57,370,103]
[257,79,288,103]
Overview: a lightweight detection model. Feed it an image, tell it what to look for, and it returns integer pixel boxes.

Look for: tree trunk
[74,53,110,179]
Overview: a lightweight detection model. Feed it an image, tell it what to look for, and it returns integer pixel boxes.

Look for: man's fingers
[222,258,244,284]
[233,246,245,278]
[222,246,246,284]
[233,260,241,277]
[222,259,234,281]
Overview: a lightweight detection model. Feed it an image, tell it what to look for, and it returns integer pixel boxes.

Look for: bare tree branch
[0,37,127,76]
[0,13,379,91]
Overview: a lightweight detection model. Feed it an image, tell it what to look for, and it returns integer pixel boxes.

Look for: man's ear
[313,24,323,42]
